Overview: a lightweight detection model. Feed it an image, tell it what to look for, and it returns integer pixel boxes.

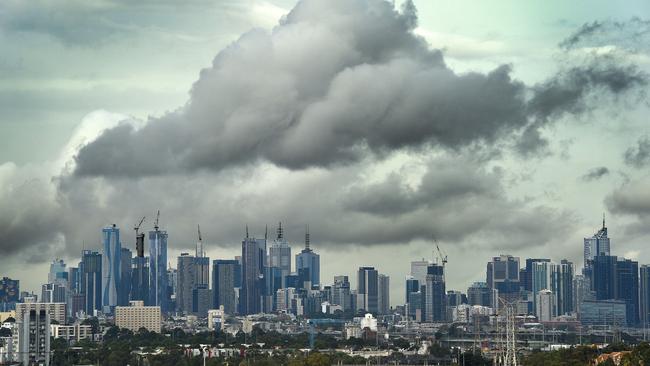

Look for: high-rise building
[592,255,617,301]
[295,227,320,288]
[467,282,492,307]
[524,258,550,292]
[535,289,556,322]
[0,277,19,312]
[192,284,212,317]
[550,260,574,315]
[15,301,66,325]
[332,275,351,312]
[81,250,102,315]
[424,264,446,322]
[177,250,210,315]
[102,224,122,314]
[487,255,520,302]
[410,260,430,285]
[357,267,378,313]
[240,232,266,315]
[269,223,292,285]
[531,260,550,309]
[149,224,169,312]
[41,283,65,303]
[616,258,639,325]
[213,259,240,314]
[17,308,50,366]
[48,259,69,285]
[640,265,650,328]
[120,248,132,306]
[584,217,610,272]
[378,274,390,315]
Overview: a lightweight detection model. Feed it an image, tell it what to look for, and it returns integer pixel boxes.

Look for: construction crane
[154,210,160,231]
[134,216,146,235]
[433,237,448,267]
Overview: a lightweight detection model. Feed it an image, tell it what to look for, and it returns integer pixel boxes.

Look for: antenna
[305,224,310,251]
[603,213,606,229]
[246,224,249,239]
[154,210,160,231]
[277,222,283,240]
[197,224,203,258]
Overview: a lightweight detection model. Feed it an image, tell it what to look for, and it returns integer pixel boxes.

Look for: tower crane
[134,216,146,235]
[433,237,448,267]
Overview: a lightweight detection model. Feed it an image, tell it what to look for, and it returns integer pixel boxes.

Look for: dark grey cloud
[580,166,609,181]
[560,17,650,52]
[624,136,650,168]
[72,0,648,178]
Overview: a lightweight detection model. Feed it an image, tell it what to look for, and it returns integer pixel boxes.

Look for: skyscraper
[295,227,320,288]
[410,260,430,285]
[550,260,574,316]
[17,308,50,366]
[41,283,65,303]
[269,222,292,286]
[640,265,650,328]
[524,258,550,292]
[378,274,390,315]
[0,277,20,312]
[616,258,639,325]
[592,255,617,300]
[213,259,240,314]
[487,255,520,302]
[120,248,132,306]
[177,253,195,314]
[240,231,266,315]
[149,223,169,312]
[357,267,378,313]
[531,261,550,309]
[584,217,610,272]
[48,259,69,285]
[425,264,446,322]
[131,226,149,303]
[332,275,351,312]
[467,282,492,307]
[102,224,122,314]
[535,289,555,322]
[81,250,102,315]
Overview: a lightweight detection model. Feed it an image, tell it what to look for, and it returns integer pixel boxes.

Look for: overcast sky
[1,0,650,305]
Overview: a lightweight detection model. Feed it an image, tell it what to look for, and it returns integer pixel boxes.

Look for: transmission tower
[493,298,518,366]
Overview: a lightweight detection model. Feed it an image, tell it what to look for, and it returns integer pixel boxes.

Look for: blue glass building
[102,224,121,313]
[149,227,169,312]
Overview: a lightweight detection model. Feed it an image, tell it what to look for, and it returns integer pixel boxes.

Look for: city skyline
[1,0,650,313]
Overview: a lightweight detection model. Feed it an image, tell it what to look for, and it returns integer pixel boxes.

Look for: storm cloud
[580,166,610,181]
[560,17,650,52]
[72,0,647,177]
[624,136,650,168]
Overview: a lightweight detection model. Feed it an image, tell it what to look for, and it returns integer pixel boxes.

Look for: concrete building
[81,250,102,315]
[268,223,292,285]
[115,301,161,333]
[213,259,240,314]
[410,260,430,285]
[18,308,50,366]
[51,323,93,343]
[378,274,390,314]
[15,301,66,325]
[357,267,378,313]
[641,265,650,328]
[241,234,267,315]
[425,264,446,322]
[207,307,226,331]
[535,289,556,322]
[149,224,169,312]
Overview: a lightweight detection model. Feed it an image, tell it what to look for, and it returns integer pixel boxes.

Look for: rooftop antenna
[603,213,606,229]
[246,224,249,239]
[265,224,268,240]
[305,224,310,251]
[154,210,160,231]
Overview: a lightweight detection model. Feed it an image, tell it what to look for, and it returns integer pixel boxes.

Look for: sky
[1,0,650,305]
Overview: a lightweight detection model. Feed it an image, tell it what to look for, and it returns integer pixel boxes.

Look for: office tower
[115,301,162,333]
[573,274,592,316]
[332,275,351,311]
[167,268,177,311]
[378,274,390,314]
[467,282,492,307]
[295,227,320,287]
[531,261,550,309]
[584,217,610,273]
[149,222,169,312]
[486,255,520,302]
[592,255,617,300]
[535,289,556,322]
[120,248,132,306]
[68,267,81,295]
[102,224,122,313]
[446,291,463,307]
[48,259,69,285]
[81,250,102,315]
[405,277,419,303]
[358,267,379,313]
[550,260,574,315]
[17,308,50,366]
[524,258,550,292]
[131,225,149,303]
[269,222,292,285]
[410,260,430,285]
[424,264,446,322]
[264,266,282,312]
[213,259,240,314]
[579,299,626,326]
[616,258,639,325]
[405,276,420,318]
[192,284,212,317]
[41,283,65,303]
[0,277,19,312]
[241,231,267,315]
[177,253,196,314]
[640,266,650,328]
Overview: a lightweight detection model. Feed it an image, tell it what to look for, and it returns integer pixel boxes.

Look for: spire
[305,224,310,251]
[603,212,606,229]
[277,222,283,240]
[265,224,268,240]
[245,224,249,239]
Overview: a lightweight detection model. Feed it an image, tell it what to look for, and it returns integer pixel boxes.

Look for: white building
[51,323,93,343]
[115,301,161,333]
[18,308,50,366]
[15,301,66,325]
[207,307,225,331]
[360,313,377,331]
[535,289,556,322]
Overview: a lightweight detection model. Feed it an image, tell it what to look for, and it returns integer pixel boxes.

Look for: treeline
[523,342,650,366]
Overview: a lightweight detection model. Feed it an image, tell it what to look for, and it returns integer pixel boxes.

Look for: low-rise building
[115,301,161,333]
[51,323,93,343]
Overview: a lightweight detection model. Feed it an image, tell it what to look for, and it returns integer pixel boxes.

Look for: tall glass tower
[102,224,121,314]
[269,222,292,286]
[584,216,611,270]
[240,230,266,315]
[295,227,320,288]
[149,226,169,312]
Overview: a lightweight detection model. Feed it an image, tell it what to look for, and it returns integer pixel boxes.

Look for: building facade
[102,224,122,314]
